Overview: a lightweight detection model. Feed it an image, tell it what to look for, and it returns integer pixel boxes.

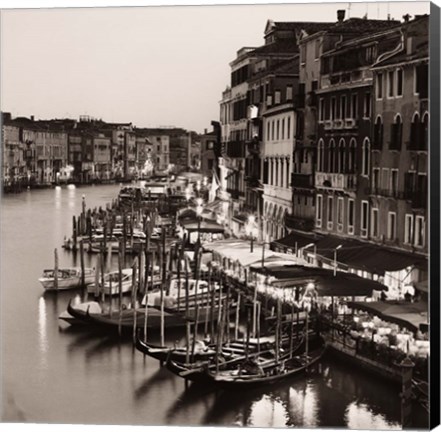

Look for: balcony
[315,172,357,191]
[344,119,357,129]
[404,191,427,209]
[284,214,315,231]
[226,141,245,158]
[323,120,333,130]
[291,173,314,189]
[333,119,344,130]
[246,139,261,156]
[367,187,406,200]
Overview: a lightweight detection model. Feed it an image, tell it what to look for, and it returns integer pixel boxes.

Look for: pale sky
[0,1,430,133]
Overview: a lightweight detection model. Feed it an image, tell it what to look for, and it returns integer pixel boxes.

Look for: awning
[203,239,298,268]
[251,264,387,297]
[181,220,225,233]
[347,300,429,332]
[314,235,428,274]
[272,231,317,250]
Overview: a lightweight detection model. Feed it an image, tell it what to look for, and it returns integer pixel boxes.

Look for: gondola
[135,332,216,363]
[206,343,326,390]
[84,306,189,332]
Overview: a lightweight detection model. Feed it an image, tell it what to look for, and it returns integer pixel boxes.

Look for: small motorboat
[39,268,95,291]
[87,268,135,296]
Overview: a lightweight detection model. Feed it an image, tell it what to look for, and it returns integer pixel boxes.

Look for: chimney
[30,115,35,121]
[337,10,345,23]
[204,128,208,134]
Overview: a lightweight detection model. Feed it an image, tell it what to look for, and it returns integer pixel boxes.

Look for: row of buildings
[1,113,207,187]
[212,11,429,298]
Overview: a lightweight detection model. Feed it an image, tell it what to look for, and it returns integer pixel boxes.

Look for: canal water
[1,185,428,428]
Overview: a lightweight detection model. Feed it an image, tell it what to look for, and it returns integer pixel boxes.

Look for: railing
[284,214,315,231]
[367,187,406,199]
[291,173,314,188]
[404,190,427,209]
[315,172,357,191]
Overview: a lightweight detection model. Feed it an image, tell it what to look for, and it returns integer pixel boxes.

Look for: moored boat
[39,268,95,291]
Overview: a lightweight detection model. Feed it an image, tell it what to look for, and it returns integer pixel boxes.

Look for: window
[361,201,369,238]
[340,95,346,120]
[390,115,403,150]
[405,214,414,244]
[281,118,285,140]
[271,121,275,141]
[319,98,325,122]
[287,117,291,139]
[396,69,403,96]
[363,92,371,118]
[382,168,389,190]
[267,121,270,141]
[286,159,290,188]
[373,116,383,149]
[391,169,398,197]
[422,113,429,150]
[351,94,358,119]
[337,197,344,231]
[410,113,421,150]
[372,167,380,193]
[388,70,395,97]
[415,63,428,98]
[315,39,320,59]
[286,85,293,101]
[207,141,214,150]
[377,73,383,99]
[316,195,323,227]
[330,97,336,120]
[362,138,370,177]
[317,139,324,172]
[276,120,280,140]
[371,208,379,238]
[415,216,425,247]
[338,139,345,173]
[348,199,354,234]
[275,90,281,104]
[300,46,306,64]
[387,212,396,240]
[327,196,334,229]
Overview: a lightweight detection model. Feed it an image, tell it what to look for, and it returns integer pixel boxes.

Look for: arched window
[390,114,402,150]
[317,139,324,172]
[338,139,346,173]
[348,138,357,173]
[373,116,383,149]
[329,139,336,173]
[362,138,370,177]
[410,112,420,150]
[421,112,429,150]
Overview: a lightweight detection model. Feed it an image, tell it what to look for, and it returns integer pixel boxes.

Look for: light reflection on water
[0,185,428,428]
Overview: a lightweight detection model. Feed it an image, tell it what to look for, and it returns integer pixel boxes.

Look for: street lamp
[303,242,317,264]
[334,244,343,277]
[245,214,258,253]
[196,197,204,243]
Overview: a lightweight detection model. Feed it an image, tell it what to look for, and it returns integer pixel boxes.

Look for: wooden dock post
[131,257,138,345]
[72,216,77,251]
[400,357,415,429]
[118,245,123,337]
[54,248,59,290]
[79,240,85,288]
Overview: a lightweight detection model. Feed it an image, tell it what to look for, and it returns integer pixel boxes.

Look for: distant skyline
[1,1,430,133]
